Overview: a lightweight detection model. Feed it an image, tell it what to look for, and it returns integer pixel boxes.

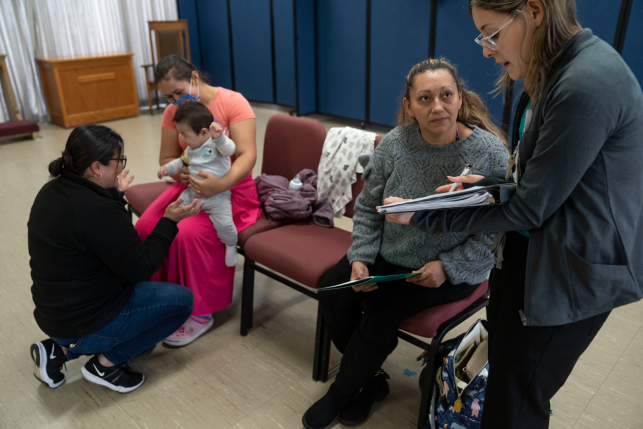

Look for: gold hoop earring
[95,173,102,178]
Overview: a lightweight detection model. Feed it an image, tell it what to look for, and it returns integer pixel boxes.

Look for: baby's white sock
[225,244,238,267]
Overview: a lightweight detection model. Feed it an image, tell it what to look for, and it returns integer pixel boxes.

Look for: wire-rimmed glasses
[474,13,516,50]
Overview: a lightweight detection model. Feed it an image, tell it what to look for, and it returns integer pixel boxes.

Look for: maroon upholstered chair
[239,121,350,335]
[238,114,327,248]
[240,135,384,340]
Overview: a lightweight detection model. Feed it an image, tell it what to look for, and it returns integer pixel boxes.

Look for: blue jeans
[52,282,193,365]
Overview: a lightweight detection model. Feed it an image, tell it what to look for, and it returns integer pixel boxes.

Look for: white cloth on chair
[317,127,376,217]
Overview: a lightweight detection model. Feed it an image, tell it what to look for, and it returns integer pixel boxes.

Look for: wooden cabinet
[36,53,140,128]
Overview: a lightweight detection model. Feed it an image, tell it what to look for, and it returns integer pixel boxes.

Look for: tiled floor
[1,103,642,428]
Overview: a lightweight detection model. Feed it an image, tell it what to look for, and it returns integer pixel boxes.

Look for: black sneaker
[30,339,67,388]
[80,355,144,393]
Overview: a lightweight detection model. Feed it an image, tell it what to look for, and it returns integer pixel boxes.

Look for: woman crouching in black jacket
[29,124,203,393]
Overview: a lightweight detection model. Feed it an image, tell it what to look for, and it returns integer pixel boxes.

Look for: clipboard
[318,272,423,292]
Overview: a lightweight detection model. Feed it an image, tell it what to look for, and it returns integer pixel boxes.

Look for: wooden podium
[36,53,140,128]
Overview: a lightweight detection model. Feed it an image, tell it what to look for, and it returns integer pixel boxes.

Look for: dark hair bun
[48,151,75,177]
[48,157,64,177]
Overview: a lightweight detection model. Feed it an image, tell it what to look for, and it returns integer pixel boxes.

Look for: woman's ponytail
[458,88,508,150]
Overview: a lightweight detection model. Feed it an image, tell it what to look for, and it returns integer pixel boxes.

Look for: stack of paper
[377,184,516,214]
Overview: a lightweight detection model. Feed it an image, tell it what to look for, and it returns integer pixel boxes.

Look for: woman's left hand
[117,169,135,192]
[378,196,415,225]
[188,171,229,198]
[407,261,447,288]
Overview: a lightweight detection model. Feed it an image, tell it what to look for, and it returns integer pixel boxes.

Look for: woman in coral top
[135,55,261,346]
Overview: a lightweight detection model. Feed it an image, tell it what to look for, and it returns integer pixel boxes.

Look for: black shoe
[302,388,349,429]
[339,369,390,427]
[31,339,67,388]
[81,355,144,393]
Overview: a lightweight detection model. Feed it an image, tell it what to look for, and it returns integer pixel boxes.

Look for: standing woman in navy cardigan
[29,125,202,393]
[385,0,643,427]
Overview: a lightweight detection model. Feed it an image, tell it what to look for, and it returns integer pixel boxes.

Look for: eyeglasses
[474,13,516,50]
[110,155,127,169]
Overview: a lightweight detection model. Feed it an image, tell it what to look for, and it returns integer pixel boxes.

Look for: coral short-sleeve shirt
[161,87,255,150]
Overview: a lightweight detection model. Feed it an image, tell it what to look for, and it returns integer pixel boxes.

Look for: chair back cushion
[262,115,326,180]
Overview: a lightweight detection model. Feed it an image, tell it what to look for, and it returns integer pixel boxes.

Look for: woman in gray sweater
[302,58,508,429]
[386,1,643,427]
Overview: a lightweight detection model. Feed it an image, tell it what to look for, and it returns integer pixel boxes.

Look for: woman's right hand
[179,167,191,185]
[351,261,377,292]
[164,198,204,223]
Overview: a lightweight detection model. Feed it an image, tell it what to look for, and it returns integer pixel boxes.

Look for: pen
[449,164,471,192]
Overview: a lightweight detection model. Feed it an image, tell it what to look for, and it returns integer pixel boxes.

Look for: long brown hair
[398,58,507,148]
[468,0,582,105]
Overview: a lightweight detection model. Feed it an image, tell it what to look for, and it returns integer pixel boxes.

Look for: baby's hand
[209,122,223,139]
[157,166,169,180]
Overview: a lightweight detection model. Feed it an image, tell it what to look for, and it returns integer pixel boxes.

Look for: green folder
[318,272,423,292]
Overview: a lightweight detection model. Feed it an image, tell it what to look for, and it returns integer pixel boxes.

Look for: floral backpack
[429,319,489,429]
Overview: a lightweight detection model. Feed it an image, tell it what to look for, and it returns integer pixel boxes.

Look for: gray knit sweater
[346,124,509,285]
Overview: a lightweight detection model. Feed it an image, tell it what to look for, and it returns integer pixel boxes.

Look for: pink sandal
[163,315,213,347]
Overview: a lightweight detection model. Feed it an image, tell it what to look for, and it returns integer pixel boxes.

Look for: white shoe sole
[163,318,214,347]
[31,342,64,389]
[80,365,144,393]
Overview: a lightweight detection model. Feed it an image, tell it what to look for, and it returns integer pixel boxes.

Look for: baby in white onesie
[158,101,238,267]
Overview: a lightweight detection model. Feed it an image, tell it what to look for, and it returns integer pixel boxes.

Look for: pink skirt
[135,175,261,315]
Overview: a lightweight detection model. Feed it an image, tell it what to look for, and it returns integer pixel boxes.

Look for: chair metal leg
[319,328,331,382]
[313,301,332,382]
[146,84,153,115]
[240,257,255,336]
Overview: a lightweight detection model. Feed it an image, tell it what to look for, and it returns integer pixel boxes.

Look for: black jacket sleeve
[463,169,513,189]
[76,199,178,282]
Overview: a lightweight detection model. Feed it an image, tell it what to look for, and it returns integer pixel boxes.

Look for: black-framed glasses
[110,155,127,169]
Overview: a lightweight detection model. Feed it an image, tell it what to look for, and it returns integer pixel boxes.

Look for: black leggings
[319,254,478,352]
[319,253,478,399]
[481,232,610,429]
